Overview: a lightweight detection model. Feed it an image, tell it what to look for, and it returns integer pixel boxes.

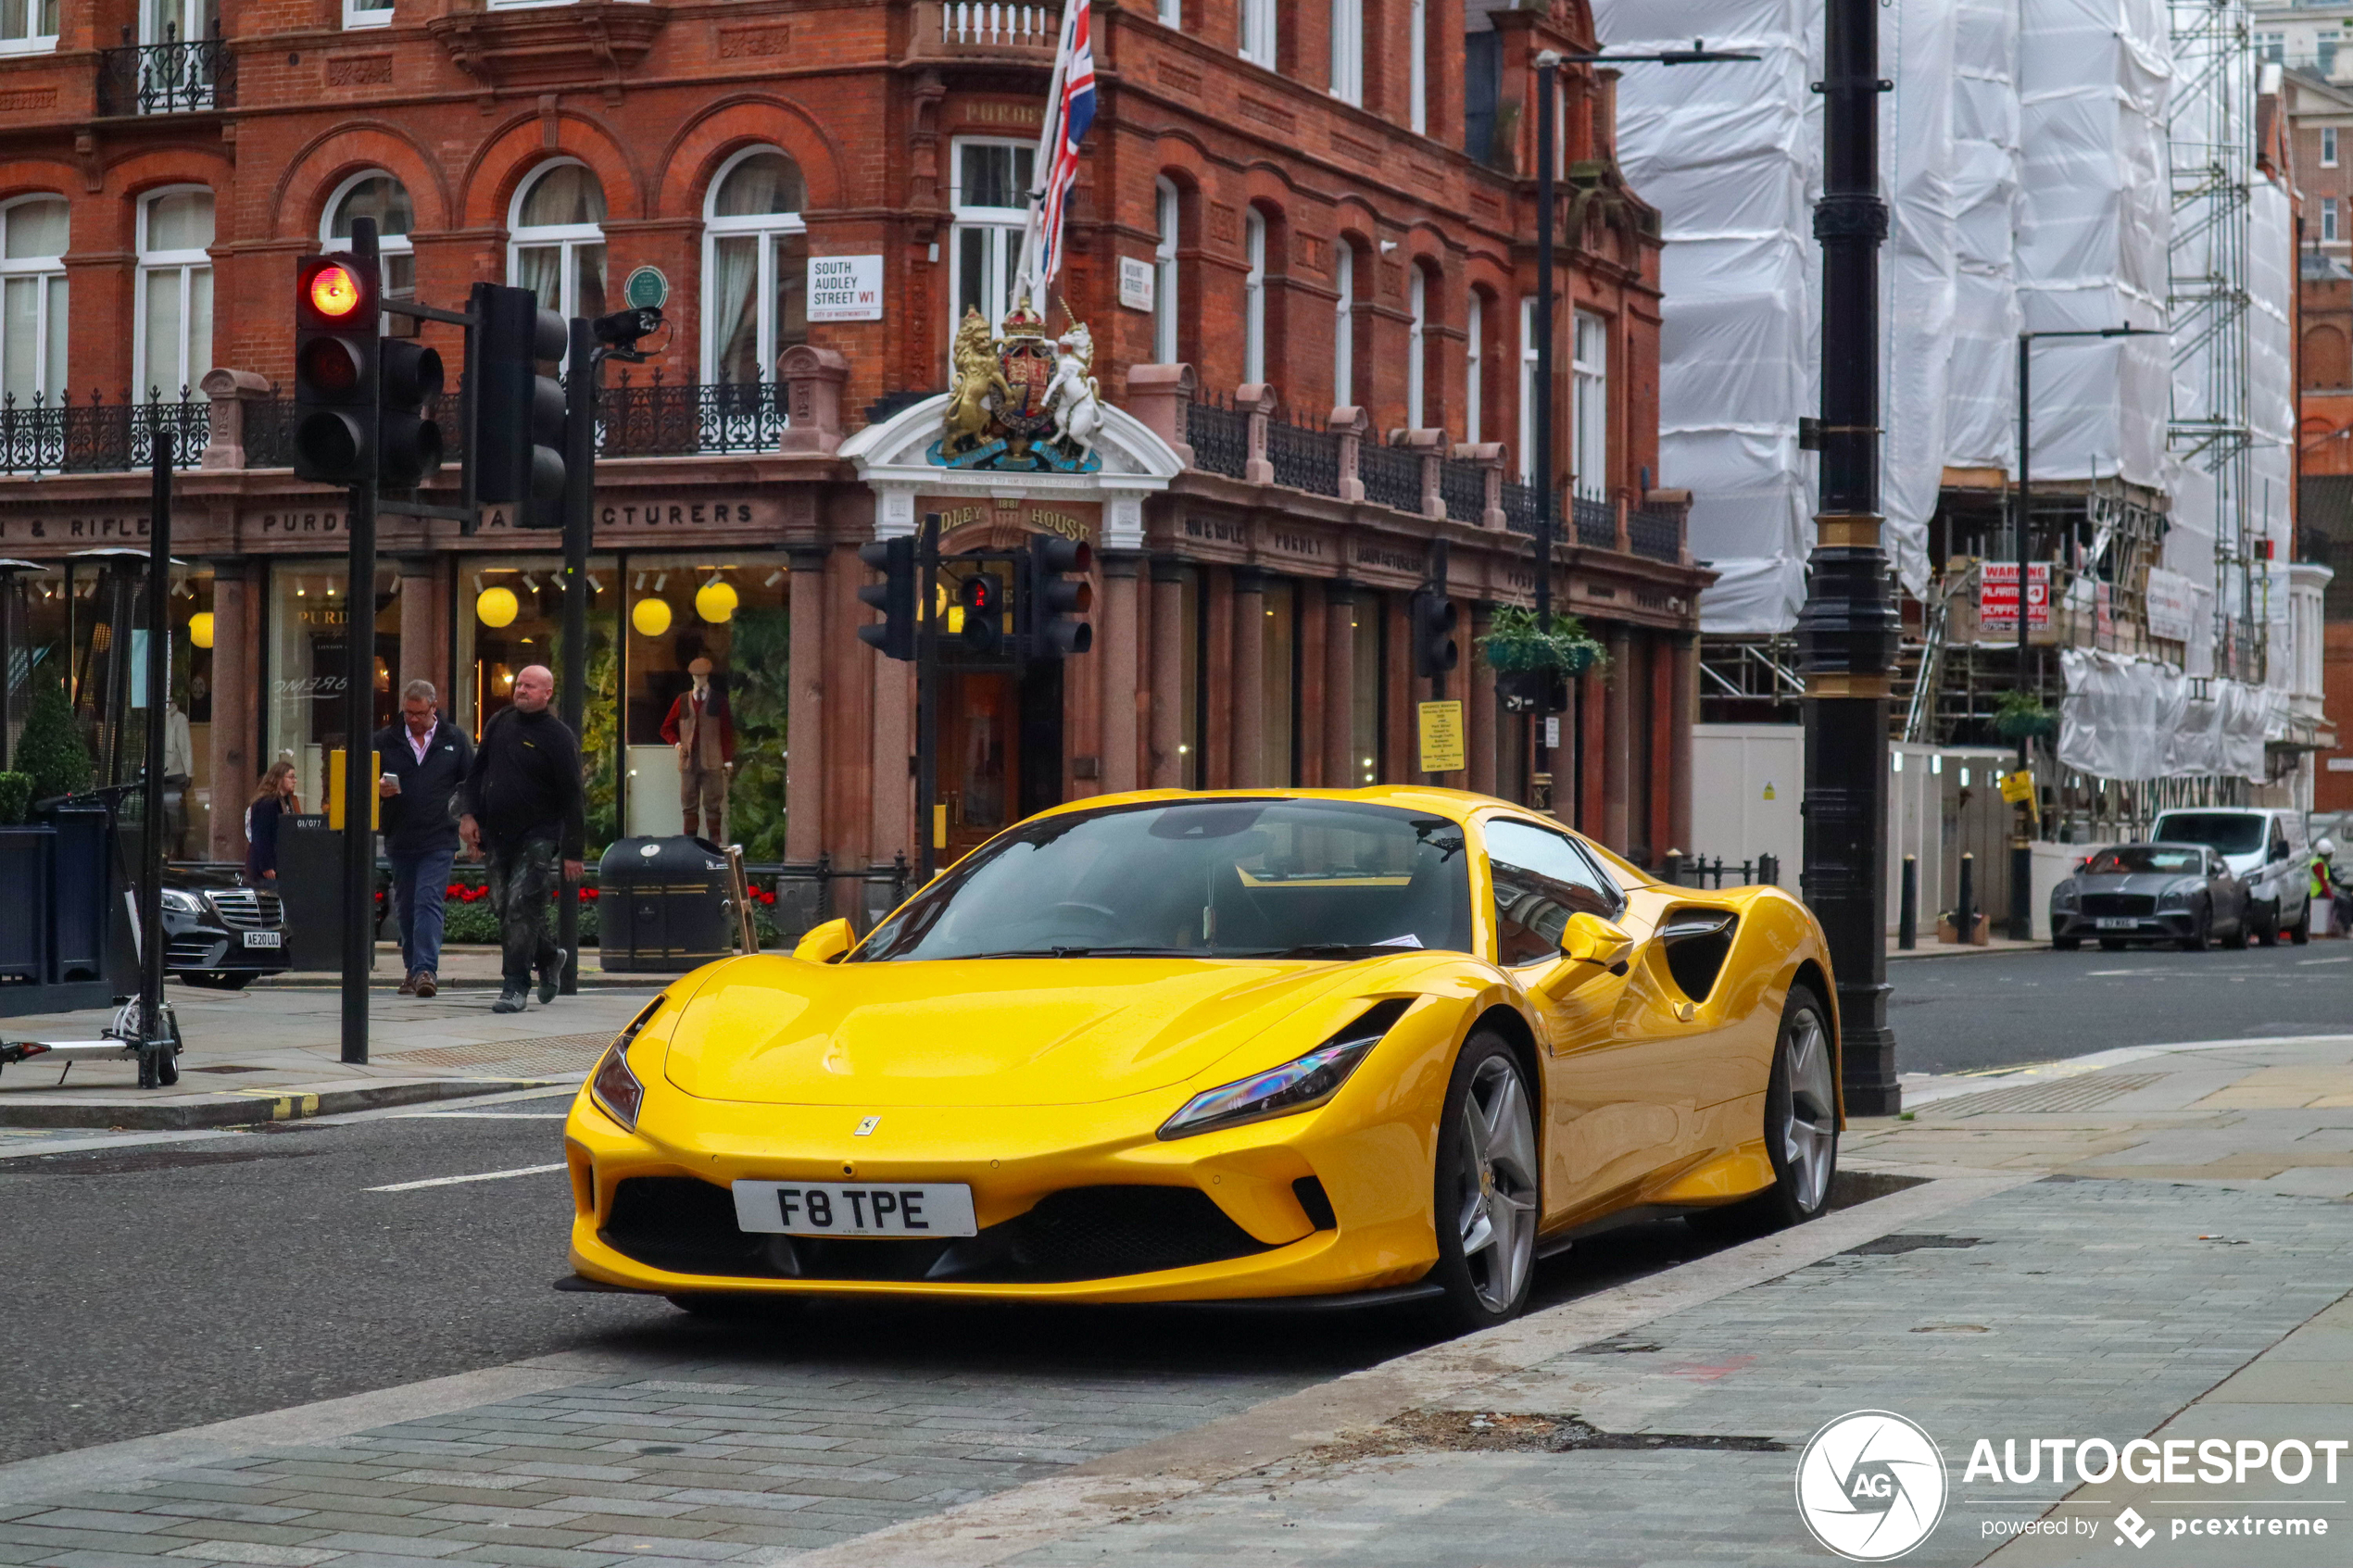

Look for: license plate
[2095,917,2140,930]
[243,930,283,948]
[731,1180,976,1238]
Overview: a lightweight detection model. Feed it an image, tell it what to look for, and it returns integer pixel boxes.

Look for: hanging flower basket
[1992,693,2057,741]
[1478,606,1606,677]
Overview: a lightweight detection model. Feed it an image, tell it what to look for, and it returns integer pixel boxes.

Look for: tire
[2221,911,2249,951]
[2291,902,2312,946]
[2254,902,2281,947]
[1690,984,1839,1241]
[2099,938,2128,952]
[1425,1031,1541,1335]
[155,1045,179,1085]
[2179,902,2210,953]
[2053,936,2081,951]
[181,971,254,991]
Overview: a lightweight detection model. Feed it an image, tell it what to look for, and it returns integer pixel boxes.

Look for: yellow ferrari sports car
[563,786,1843,1331]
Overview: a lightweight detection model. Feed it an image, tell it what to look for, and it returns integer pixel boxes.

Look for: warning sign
[1979,562,2050,634]
[1417,701,1466,774]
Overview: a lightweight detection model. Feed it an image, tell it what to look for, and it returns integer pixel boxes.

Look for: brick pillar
[396,556,440,705]
[206,558,257,864]
[1383,592,1413,784]
[1149,557,1186,786]
[1468,602,1497,797]
[1603,623,1633,856]
[1231,566,1270,786]
[1324,579,1356,789]
[1100,553,1143,793]
[777,345,849,456]
[784,544,827,867]
[1205,567,1234,788]
[1670,631,1696,860]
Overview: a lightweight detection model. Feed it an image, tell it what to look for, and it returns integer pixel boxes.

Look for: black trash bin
[598,835,735,972]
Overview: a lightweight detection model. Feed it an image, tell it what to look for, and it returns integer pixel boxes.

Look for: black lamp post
[2007,323,2165,940]
[1795,0,1900,1115]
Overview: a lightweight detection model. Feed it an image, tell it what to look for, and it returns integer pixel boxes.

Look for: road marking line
[381,1111,569,1120]
[2298,957,2352,966]
[367,1162,565,1192]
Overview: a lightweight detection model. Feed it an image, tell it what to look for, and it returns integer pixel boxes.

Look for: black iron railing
[1440,458,1486,525]
[1501,479,1540,536]
[598,374,785,458]
[1571,494,1617,549]
[97,31,233,117]
[1360,441,1422,514]
[0,389,208,476]
[1629,505,1681,562]
[241,393,297,470]
[1185,394,1248,480]
[1265,409,1340,496]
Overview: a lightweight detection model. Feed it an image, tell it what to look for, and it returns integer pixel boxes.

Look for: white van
[2147,808,2311,944]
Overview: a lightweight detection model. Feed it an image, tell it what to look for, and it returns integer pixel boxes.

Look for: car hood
[659,954,1416,1109]
[2079,872,2200,896]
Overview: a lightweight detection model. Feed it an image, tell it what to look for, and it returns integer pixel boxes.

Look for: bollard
[1760,851,1780,887]
[1663,848,1683,887]
[1957,851,1976,944]
[1899,853,1919,950]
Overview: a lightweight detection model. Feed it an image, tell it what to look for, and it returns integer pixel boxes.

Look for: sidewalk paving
[4,1030,2351,1564]
[0,979,661,1130]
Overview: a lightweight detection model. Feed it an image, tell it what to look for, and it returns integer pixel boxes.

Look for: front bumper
[562,1070,1447,1305]
[163,911,292,974]
[2051,909,2196,941]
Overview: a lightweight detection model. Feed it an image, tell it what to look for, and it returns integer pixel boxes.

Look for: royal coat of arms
[931,297,1105,473]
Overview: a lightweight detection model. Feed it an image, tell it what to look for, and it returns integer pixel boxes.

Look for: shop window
[456,557,617,844]
[950,139,1035,341]
[1,195,68,404]
[323,171,415,306]
[623,554,790,858]
[509,162,607,324]
[136,188,213,396]
[703,149,809,389]
[265,560,398,815]
[0,0,58,56]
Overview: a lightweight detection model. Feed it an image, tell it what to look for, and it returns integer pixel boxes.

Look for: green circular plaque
[623,266,669,309]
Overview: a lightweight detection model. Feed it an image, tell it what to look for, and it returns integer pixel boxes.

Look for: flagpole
[1014,1,1080,307]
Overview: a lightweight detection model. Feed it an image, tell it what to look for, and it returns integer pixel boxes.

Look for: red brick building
[0,0,1704,918]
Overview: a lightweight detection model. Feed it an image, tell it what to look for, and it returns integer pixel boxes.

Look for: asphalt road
[1888,939,2353,1075]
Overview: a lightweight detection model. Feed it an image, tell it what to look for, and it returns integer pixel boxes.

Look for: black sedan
[2050,842,2251,952]
[160,867,291,989]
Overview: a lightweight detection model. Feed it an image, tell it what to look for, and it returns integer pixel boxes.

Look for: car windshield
[853,798,1473,961]
[2151,812,2263,855]
[2085,847,2205,876]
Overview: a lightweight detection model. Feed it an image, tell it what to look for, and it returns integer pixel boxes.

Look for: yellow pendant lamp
[475,585,520,628]
[632,596,673,637]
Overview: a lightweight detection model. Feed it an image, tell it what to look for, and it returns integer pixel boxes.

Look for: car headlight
[1158,998,1412,1141]
[2158,887,2193,909]
[589,997,666,1132]
[2052,881,2078,906]
[160,889,203,915]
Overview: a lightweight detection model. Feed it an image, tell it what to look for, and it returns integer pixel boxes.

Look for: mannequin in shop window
[660,656,735,844]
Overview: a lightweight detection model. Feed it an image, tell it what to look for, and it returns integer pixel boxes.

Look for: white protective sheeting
[1879,0,1955,601]
[1946,0,2024,470]
[2059,648,2281,781]
[1598,0,1819,633]
[2017,0,2173,489]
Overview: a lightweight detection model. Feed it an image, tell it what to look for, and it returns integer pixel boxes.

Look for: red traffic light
[308,263,365,318]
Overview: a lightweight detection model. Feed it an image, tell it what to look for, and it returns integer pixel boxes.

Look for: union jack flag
[1033,0,1095,292]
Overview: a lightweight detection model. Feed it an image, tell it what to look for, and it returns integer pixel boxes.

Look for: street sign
[1979,562,2050,634]
[1118,256,1154,311]
[808,255,883,321]
[1998,769,2033,805]
[623,266,669,309]
[1417,700,1466,774]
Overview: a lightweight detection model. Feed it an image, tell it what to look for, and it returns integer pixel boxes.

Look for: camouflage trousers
[486,837,560,990]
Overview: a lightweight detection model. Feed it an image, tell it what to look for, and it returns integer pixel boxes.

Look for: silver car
[2050,842,2252,953]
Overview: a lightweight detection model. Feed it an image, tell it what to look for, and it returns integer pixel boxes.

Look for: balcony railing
[1266,410,1340,496]
[1441,458,1487,524]
[1185,394,1249,480]
[1629,505,1682,562]
[598,375,786,458]
[0,389,208,477]
[939,2,1060,46]
[1359,442,1423,514]
[1571,493,1617,549]
[98,31,233,117]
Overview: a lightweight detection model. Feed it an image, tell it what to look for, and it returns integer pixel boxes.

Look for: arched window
[950,138,1034,339]
[508,161,606,320]
[1329,0,1362,105]
[323,171,415,304]
[1466,288,1484,445]
[1334,239,1357,406]
[137,187,212,395]
[1405,264,1427,428]
[1152,177,1180,363]
[0,196,68,403]
[1242,209,1266,384]
[702,148,808,386]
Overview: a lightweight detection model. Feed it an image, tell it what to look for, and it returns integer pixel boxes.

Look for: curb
[0,1075,565,1131]
[247,976,661,991]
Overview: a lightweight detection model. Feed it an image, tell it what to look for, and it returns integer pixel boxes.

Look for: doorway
[939,660,1063,859]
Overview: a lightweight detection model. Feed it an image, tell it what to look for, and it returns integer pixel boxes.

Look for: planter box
[0,810,116,1018]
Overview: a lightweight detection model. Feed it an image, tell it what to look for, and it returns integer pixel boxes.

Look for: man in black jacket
[375,679,475,998]
[459,664,585,1013]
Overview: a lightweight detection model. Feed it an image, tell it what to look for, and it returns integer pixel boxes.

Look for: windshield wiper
[1240,943,1399,960]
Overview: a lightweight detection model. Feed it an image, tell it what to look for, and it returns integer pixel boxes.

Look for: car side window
[2269,824,2289,863]
[1485,818,1622,967]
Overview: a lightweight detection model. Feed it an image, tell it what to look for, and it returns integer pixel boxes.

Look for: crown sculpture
[933,297,1104,473]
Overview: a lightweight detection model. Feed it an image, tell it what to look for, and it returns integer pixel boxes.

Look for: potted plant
[1479,605,1606,709]
[1992,690,2057,742]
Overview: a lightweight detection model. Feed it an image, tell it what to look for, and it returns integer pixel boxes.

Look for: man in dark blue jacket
[374,679,475,998]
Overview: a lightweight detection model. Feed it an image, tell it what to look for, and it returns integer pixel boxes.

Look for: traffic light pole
[915,513,941,884]
[340,219,382,1068]
[138,431,172,1068]
[557,318,596,993]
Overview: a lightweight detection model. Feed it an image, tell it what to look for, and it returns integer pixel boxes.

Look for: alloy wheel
[1781,1010,1837,1214]
[1453,1053,1539,1314]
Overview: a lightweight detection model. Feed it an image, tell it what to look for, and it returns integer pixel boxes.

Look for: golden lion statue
[943,307,1008,456]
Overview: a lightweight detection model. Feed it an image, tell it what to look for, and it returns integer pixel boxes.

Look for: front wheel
[2254,902,2281,947]
[2179,902,2211,953]
[1426,1033,1540,1335]
[2291,902,2312,946]
[1692,985,1839,1239]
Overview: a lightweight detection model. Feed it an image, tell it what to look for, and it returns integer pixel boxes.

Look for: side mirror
[792,917,853,964]
[1533,912,1634,999]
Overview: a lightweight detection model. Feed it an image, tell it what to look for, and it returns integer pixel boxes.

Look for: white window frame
[1334,243,1354,406]
[701,145,808,385]
[1239,0,1275,69]
[342,0,392,30]
[1329,0,1362,106]
[1242,209,1266,384]
[2328,127,2342,168]
[0,0,60,54]
[1572,308,1608,497]
[1408,0,1428,135]
[1517,295,1537,482]
[507,158,606,321]
[1466,290,1483,445]
[133,185,213,397]
[138,0,203,44]
[321,169,414,327]
[948,136,1034,340]
[1405,264,1427,429]
[1157,0,1180,25]
[0,194,68,401]
[2327,197,2342,245]
[1152,177,1180,363]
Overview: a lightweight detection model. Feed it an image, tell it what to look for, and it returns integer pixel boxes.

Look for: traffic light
[857,536,919,661]
[1021,535,1093,660]
[471,282,567,526]
[292,253,378,484]
[954,571,1004,659]
[1411,583,1459,679]
[377,338,444,489]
